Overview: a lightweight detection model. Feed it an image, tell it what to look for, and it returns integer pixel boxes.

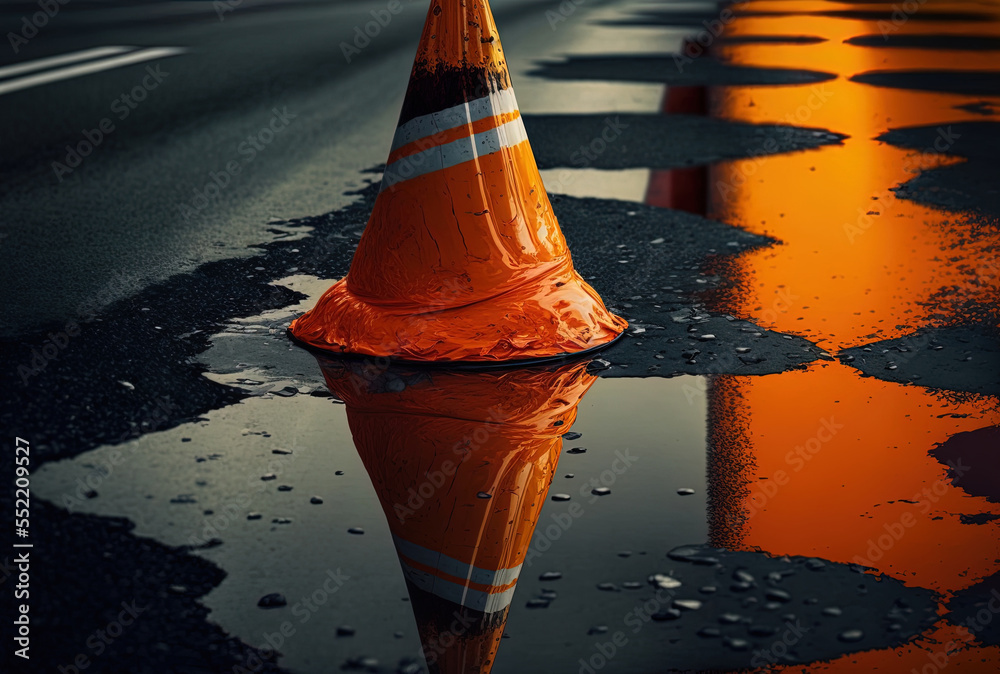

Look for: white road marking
[0,46,136,81]
[0,47,186,97]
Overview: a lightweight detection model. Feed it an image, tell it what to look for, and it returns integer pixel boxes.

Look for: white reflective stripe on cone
[392,533,522,587]
[381,117,529,190]
[389,87,520,152]
[400,559,517,614]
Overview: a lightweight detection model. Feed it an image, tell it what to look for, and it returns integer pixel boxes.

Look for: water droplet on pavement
[838,629,864,642]
[257,593,286,608]
[651,608,681,621]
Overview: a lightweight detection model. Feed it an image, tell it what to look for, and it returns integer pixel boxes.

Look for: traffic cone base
[290,259,624,361]
[289,0,626,362]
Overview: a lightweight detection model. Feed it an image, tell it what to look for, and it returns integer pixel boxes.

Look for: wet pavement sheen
[20,0,1000,672]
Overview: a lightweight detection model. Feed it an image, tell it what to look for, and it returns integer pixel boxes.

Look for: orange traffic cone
[289,0,626,362]
[318,357,596,672]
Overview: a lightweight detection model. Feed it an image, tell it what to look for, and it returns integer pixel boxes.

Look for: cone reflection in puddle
[317,356,597,672]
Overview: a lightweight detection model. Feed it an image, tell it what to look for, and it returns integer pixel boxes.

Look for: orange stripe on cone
[386,109,522,165]
[318,357,596,672]
[289,0,626,362]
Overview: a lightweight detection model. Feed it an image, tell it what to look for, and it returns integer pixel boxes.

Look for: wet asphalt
[526,113,845,170]
[2,0,1000,672]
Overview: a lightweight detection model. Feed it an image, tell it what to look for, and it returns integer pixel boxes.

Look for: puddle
[17,0,1000,671]
[33,365,720,671]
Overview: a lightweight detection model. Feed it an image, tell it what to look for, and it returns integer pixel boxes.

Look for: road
[0,0,566,335]
[3,0,1000,672]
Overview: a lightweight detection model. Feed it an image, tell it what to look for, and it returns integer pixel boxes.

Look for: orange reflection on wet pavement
[707,4,1000,347]
[701,0,1000,671]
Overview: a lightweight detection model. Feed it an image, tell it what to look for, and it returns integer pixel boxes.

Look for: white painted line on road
[0,47,186,97]
[0,46,136,81]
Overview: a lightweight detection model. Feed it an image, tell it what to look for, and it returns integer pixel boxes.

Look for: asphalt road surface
[1,0,564,335]
[3,0,1000,673]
